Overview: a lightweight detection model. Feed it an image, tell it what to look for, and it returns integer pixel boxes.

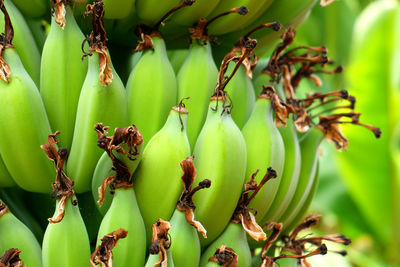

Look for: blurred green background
[294,0,400,266]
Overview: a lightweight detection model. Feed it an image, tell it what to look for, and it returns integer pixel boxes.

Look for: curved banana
[96,188,147,266]
[0,2,54,193]
[168,48,189,74]
[92,152,114,215]
[0,0,41,86]
[0,201,42,266]
[40,1,88,151]
[9,0,48,18]
[126,35,177,145]
[134,105,190,242]
[103,0,136,19]
[169,157,211,267]
[207,0,274,35]
[241,87,285,222]
[135,0,180,25]
[277,127,324,226]
[177,41,218,148]
[193,97,247,247]
[67,1,128,193]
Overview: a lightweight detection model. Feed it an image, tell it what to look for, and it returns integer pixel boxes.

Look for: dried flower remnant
[208,244,238,267]
[177,157,211,238]
[0,0,14,83]
[51,0,68,29]
[231,168,277,242]
[261,85,294,127]
[260,222,283,267]
[0,248,23,267]
[89,228,128,267]
[81,0,113,85]
[40,132,76,223]
[149,219,172,267]
[94,123,143,206]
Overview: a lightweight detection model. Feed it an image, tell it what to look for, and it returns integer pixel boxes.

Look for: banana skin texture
[0,48,54,193]
[177,41,218,149]
[134,107,190,243]
[67,52,128,193]
[126,36,177,146]
[96,187,147,267]
[193,99,247,247]
[40,4,88,152]
[42,197,91,267]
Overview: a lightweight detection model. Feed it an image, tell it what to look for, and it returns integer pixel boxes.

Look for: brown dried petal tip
[89,228,128,267]
[40,132,75,223]
[0,249,23,267]
[52,0,67,29]
[209,244,238,267]
[177,157,210,238]
[149,219,172,267]
[261,85,294,127]
[0,200,8,217]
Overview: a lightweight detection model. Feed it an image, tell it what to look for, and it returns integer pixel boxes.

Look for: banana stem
[243,22,282,40]
[153,0,195,30]
[205,6,248,28]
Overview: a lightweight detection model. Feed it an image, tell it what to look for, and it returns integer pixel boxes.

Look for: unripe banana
[177,41,218,148]
[168,49,189,74]
[169,157,211,267]
[67,1,128,193]
[200,223,251,267]
[225,63,256,129]
[0,3,54,193]
[96,188,147,266]
[145,219,175,267]
[241,88,285,222]
[40,1,88,151]
[0,155,15,188]
[134,105,190,242]
[207,0,274,35]
[0,201,42,267]
[126,35,177,145]
[193,97,247,246]
[135,0,180,25]
[0,0,41,86]
[277,127,324,226]
[92,152,114,215]
[103,0,136,19]
[41,133,91,267]
[42,197,91,267]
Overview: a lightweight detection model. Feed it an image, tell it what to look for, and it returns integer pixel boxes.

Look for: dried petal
[238,213,266,241]
[0,54,10,83]
[294,108,312,133]
[96,48,113,86]
[0,200,8,217]
[90,228,128,267]
[209,245,238,267]
[0,248,23,267]
[52,0,66,29]
[184,209,207,238]
[320,0,336,7]
[150,219,172,267]
[48,196,67,223]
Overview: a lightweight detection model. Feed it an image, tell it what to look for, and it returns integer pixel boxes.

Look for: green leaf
[336,0,400,260]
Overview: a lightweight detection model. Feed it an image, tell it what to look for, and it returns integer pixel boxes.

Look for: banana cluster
[0,0,379,267]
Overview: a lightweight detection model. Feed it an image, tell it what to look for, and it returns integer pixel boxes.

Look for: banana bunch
[0,0,382,267]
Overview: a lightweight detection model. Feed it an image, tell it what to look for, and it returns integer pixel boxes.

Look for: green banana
[66,1,128,193]
[0,0,41,86]
[168,49,189,74]
[241,87,285,222]
[277,127,324,226]
[0,2,54,193]
[41,133,91,267]
[207,0,275,35]
[134,105,191,242]
[103,0,136,19]
[200,223,251,267]
[92,152,114,215]
[25,18,47,52]
[200,168,275,267]
[169,157,211,267]
[192,96,247,247]
[40,1,88,151]
[177,41,218,149]
[0,201,42,266]
[226,62,256,129]
[145,219,175,267]
[0,154,15,188]
[126,35,177,146]
[96,188,147,266]
[9,0,48,18]
[42,196,91,267]
[282,161,319,234]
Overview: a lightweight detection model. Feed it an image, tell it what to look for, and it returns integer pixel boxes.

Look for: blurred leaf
[336,0,400,262]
